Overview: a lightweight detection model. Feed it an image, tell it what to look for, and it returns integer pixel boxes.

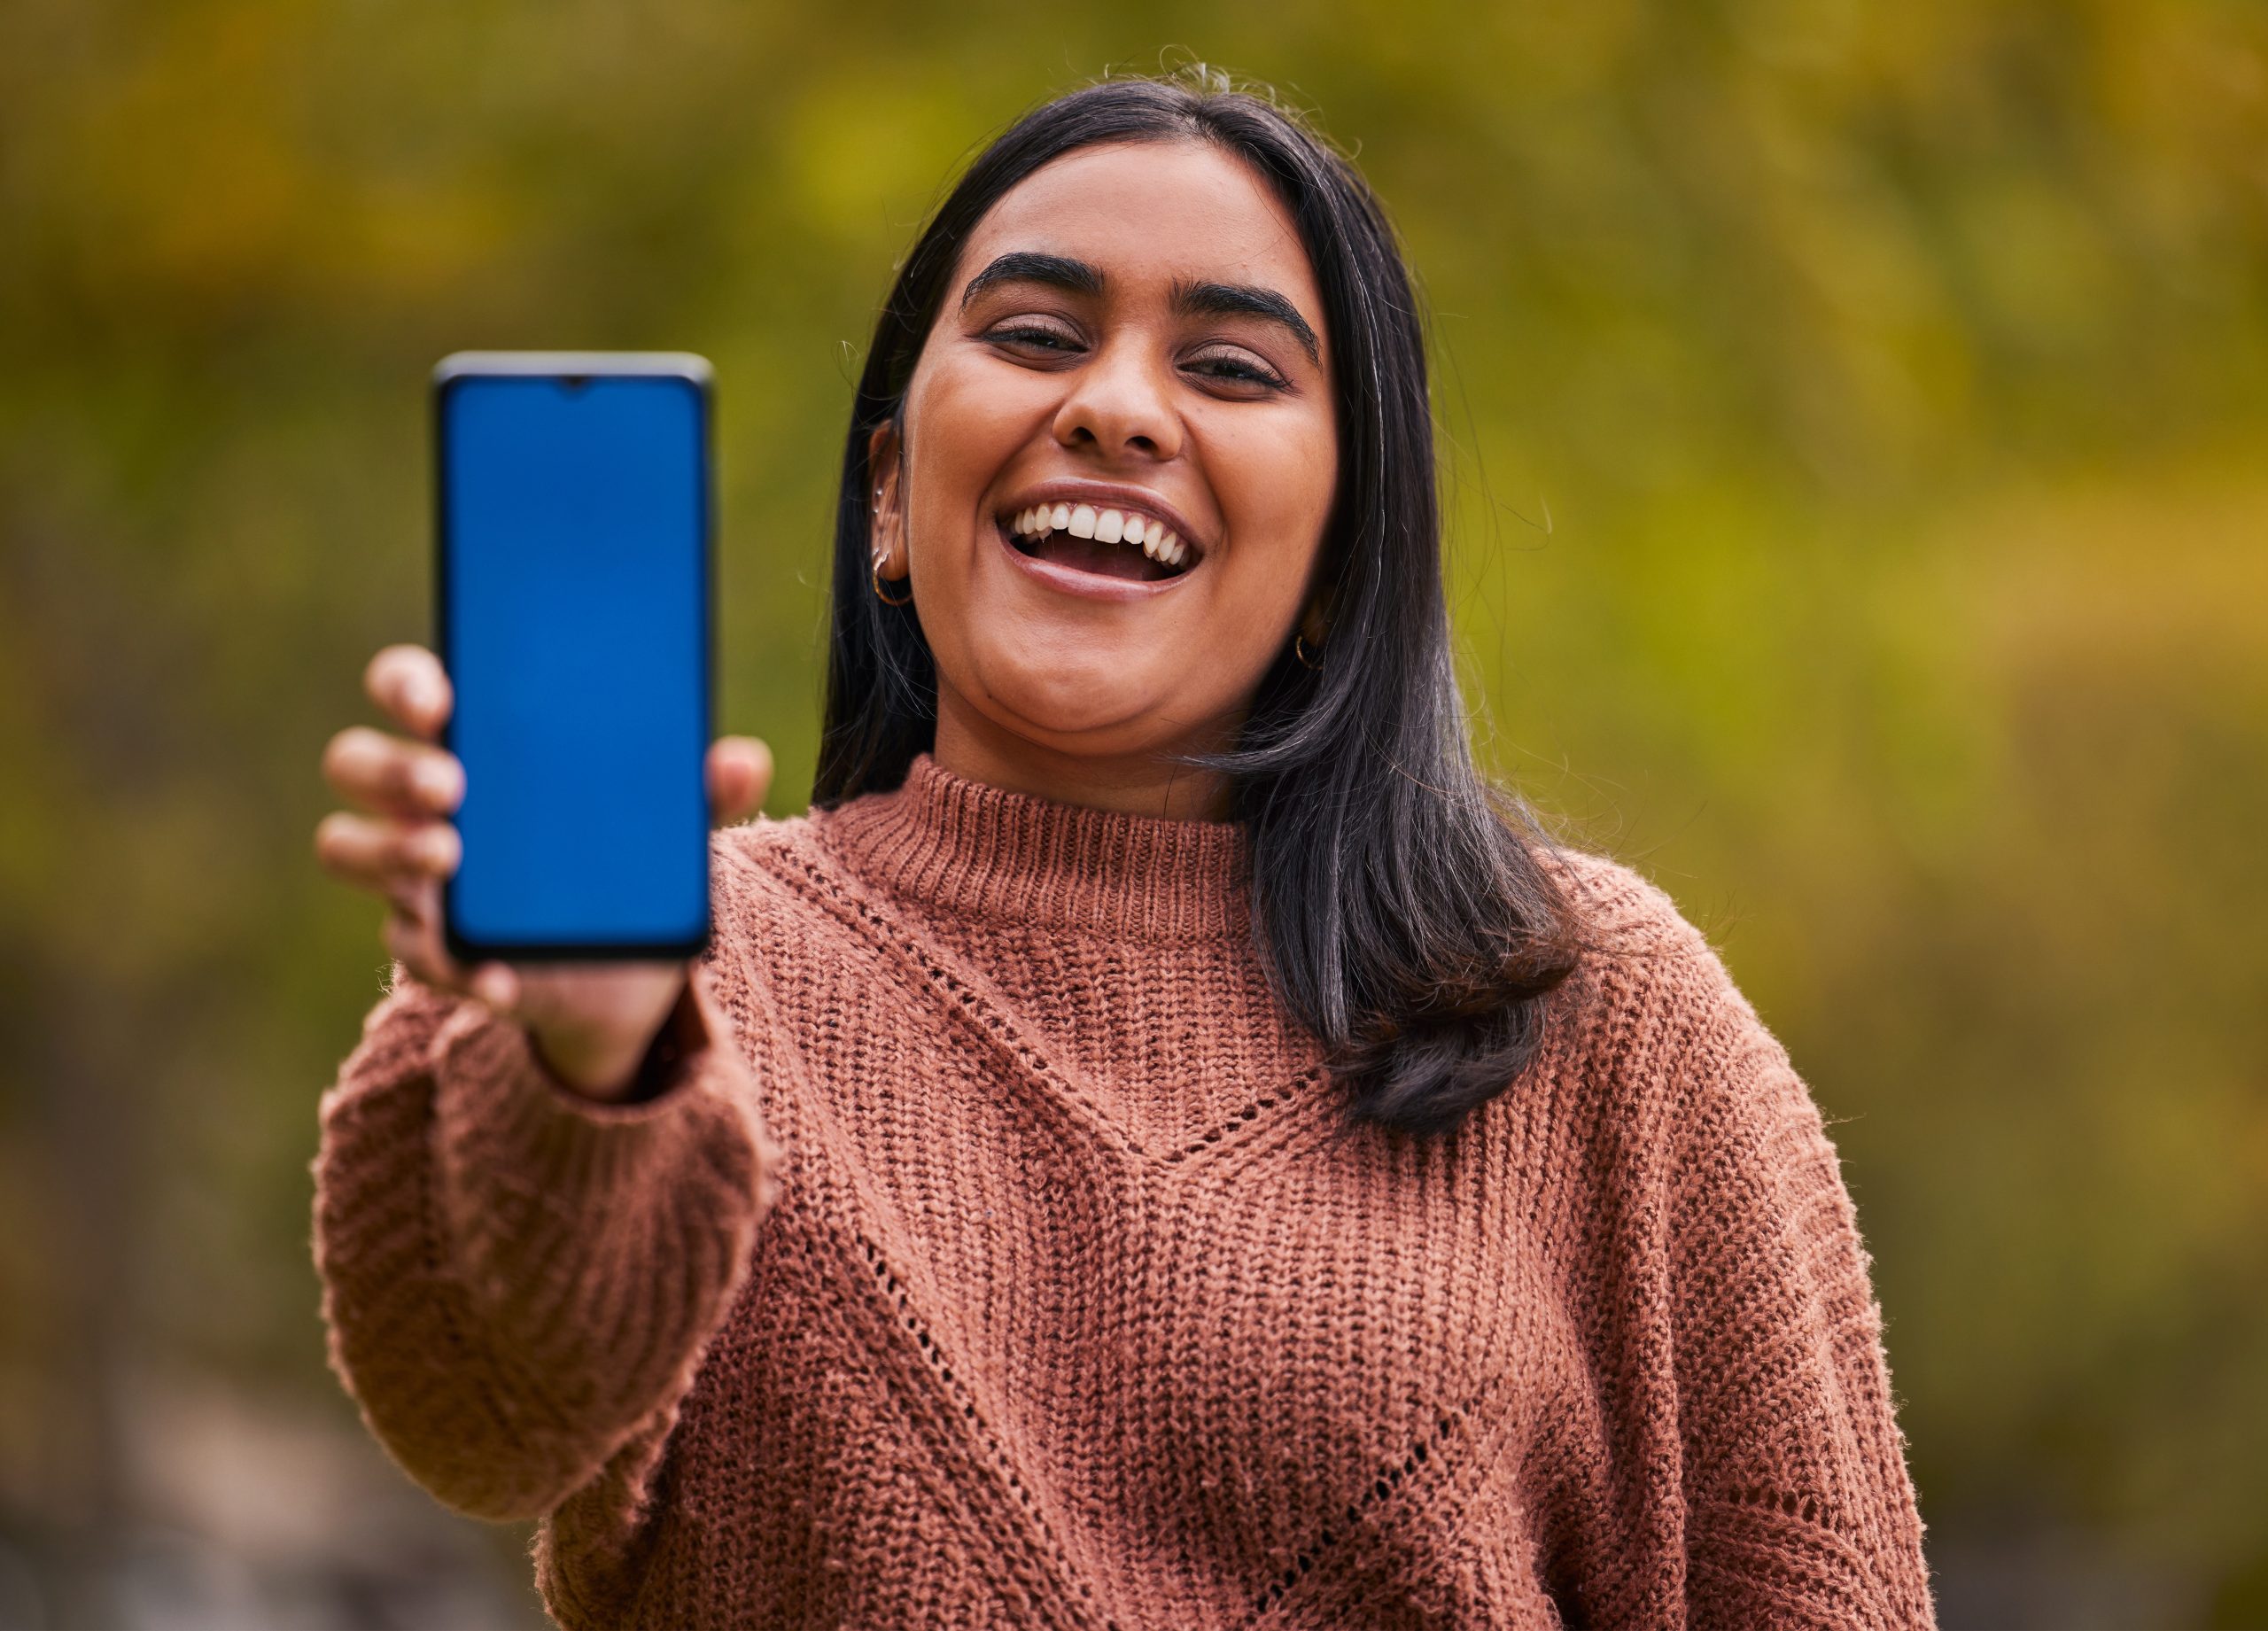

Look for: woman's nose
[1051,338,1184,462]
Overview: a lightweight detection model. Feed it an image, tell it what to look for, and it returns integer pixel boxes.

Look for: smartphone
[433,351,713,961]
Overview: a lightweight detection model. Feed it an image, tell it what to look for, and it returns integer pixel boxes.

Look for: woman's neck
[930,687,1238,822]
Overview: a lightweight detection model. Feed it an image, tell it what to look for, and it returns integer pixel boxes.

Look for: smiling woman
[310,65,1936,1630]
[825,97,1596,1141]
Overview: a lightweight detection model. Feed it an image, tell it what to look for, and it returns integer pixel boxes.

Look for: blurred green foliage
[0,0,2262,1624]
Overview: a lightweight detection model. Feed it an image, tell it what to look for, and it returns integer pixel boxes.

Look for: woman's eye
[1189,353,1287,390]
[989,325,1080,353]
[985,326,1285,391]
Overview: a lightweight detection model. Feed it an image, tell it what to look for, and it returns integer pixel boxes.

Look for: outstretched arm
[312,962,785,1522]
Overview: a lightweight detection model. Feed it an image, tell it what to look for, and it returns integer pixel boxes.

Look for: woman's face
[871,138,1338,809]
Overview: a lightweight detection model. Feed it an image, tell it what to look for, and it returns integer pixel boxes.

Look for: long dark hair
[813,66,1588,1141]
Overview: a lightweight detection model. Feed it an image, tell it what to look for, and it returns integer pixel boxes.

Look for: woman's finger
[322,726,464,818]
[383,905,467,996]
[380,879,518,1015]
[365,645,454,742]
[315,811,460,896]
[707,735,773,826]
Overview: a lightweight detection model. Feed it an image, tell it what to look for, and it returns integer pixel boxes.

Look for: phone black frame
[431,351,716,963]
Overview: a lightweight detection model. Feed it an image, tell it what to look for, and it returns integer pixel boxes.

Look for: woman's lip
[993,517,1194,602]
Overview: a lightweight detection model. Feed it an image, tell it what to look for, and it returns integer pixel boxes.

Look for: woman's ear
[865,421,905,577]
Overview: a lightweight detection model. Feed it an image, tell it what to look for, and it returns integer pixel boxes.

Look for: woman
[311,70,1935,1629]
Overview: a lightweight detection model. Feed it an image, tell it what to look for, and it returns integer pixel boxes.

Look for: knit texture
[312,752,1936,1628]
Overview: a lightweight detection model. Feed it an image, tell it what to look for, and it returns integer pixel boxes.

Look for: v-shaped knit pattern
[802,759,1333,1163]
[312,753,1938,1629]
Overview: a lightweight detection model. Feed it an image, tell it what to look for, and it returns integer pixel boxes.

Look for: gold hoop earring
[872,558,913,606]
[1293,632,1324,671]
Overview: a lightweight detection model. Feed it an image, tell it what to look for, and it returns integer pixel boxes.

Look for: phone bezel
[432,351,716,963]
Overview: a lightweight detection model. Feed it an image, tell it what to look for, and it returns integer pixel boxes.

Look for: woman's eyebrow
[959,251,1322,366]
[959,252,1103,308]
[1169,276,1321,366]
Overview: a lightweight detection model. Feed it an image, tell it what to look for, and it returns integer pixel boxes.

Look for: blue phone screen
[439,372,709,951]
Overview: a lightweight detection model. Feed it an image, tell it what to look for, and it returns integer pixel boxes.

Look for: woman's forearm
[312,966,785,1522]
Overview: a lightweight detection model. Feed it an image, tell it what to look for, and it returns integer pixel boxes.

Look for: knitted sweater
[311,752,1936,1629]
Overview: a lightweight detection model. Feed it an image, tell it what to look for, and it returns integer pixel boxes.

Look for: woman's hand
[315,644,771,1101]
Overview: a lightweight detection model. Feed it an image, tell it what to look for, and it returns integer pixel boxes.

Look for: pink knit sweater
[312,752,1935,1628]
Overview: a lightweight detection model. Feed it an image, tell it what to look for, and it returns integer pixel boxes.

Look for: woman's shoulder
[709,810,838,905]
[704,804,913,934]
[693,815,886,1003]
[1527,841,1778,1076]
[1535,843,1715,959]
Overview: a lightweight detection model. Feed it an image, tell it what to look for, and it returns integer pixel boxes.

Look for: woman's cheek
[920,356,1050,461]
[1211,547,1307,646]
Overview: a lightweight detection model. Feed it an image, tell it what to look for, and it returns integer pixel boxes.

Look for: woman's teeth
[1009,503,1191,568]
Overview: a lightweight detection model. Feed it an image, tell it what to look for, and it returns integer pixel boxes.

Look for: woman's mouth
[998,502,1196,583]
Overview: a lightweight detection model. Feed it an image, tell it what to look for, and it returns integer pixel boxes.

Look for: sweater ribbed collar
[814,752,1253,942]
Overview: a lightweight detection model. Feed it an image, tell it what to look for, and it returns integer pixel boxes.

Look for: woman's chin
[999,692,1160,742]
[967,664,1181,744]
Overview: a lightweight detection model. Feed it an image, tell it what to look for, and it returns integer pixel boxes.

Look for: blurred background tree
[1,1,2261,1626]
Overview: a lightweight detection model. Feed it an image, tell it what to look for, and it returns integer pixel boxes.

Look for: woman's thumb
[706,736,773,825]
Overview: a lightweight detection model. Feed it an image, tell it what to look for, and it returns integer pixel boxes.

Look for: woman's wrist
[529,974,699,1103]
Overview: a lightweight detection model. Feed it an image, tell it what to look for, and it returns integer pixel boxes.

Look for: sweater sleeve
[1663,963,1936,1630]
[311,960,786,1523]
